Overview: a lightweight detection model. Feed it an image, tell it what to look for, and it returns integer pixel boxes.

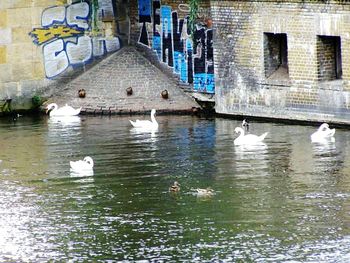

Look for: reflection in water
[69,169,94,183]
[234,143,269,177]
[130,127,158,143]
[69,168,94,178]
[312,137,340,174]
[129,127,159,160]
[46,116,83,179]
[48,115,82,126]
[0,116,350,261]
[312,137,336,152]
[0,117,47,178]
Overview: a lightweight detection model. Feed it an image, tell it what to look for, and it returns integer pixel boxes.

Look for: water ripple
[0,116,350,261]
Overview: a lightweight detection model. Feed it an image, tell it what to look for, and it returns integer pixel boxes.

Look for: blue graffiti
[160,6,172,36]
[138,1,215,94]
[138,0,152,22]
[194,73,215,93]
[153,35,161,59]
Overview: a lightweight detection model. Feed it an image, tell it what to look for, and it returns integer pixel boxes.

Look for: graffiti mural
[29,1,121,79]
[138,0,214,93]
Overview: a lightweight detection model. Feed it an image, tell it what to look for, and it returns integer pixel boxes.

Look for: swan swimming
[234,127,268,145]
[311,123,335,142]
[70,156,94,173]
[129,109,158,130]
[46,103,81,117]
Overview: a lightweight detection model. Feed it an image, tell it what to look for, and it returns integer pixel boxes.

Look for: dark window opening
[317,35,342,81]
[264,32,289,80]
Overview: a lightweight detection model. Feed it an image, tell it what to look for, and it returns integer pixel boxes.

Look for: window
[264,33,289,80]
[317,35,342,81]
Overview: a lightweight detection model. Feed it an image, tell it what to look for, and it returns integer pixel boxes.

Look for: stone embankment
[44,46,200,115]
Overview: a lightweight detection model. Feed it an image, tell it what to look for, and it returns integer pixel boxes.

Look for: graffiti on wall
[138,0,214,93]
[29,1,121,79]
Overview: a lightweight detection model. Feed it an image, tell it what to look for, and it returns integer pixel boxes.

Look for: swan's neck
[151,112,157,124]
[319,124,328,132]
[237,127,245,137]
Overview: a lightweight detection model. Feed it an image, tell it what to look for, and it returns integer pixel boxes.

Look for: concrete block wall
[212,0,350,124]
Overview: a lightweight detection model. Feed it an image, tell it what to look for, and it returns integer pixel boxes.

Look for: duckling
[126,86,133,96]
[78,89,86,98]
[169,181,180,192]
[161,89,169,99]
[195,187,215,197]
[242,119,249,132]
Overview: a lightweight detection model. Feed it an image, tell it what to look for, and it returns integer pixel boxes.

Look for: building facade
[3,0,350,124]
[212,0,350,123]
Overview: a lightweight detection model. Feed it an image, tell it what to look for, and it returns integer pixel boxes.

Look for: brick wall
[130,0,214,93]
[317,36,341,81]
[213,0,350,123]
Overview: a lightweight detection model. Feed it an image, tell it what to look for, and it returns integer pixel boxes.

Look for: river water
[0,114,349,262]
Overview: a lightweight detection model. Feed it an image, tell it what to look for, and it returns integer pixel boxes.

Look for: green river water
[0,115,349,262]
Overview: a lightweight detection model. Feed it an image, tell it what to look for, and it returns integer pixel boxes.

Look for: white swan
[46,103,81,116]
[311,123,335,142]
[70,156,94,173]
[129,109,158,130]
[234,127,268,145]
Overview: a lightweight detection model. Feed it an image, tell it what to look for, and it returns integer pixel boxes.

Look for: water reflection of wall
[156,117,216,179]
[0,118,47,178]
[289,125,346,186]
[46,116,83,177]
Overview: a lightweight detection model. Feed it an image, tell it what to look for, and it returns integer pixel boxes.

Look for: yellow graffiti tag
[29,25,84,45]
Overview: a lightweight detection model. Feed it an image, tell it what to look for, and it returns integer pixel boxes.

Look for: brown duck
[169,181,180,192]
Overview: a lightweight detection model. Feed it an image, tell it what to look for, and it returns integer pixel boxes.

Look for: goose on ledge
[129,109,158,130]
[311,123,335,142]
[234,127,268,146]
[46,103,81,116]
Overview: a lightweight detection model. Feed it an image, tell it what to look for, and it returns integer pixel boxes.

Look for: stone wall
[212,0,350,123]
[0,0,56,109]
[0,0,127,111]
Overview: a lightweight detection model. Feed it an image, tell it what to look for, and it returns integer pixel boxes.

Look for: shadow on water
[0,115,350,261]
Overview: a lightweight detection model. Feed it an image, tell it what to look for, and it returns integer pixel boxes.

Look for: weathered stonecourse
[213,0,350,123]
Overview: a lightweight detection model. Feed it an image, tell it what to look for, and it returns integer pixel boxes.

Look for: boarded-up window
[264,33,289,80]
[317,35,342,81]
